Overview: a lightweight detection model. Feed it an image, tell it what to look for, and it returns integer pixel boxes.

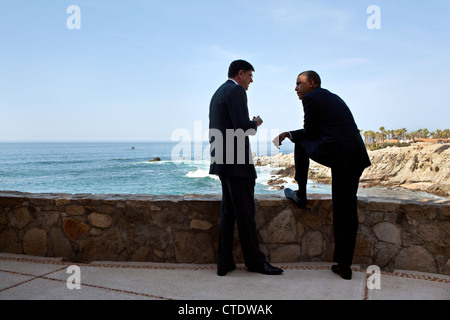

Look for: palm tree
[408,130,417,142]
[401,128,407,141]
[394,129,402,141]
[371,130,376,144]
[379,126,386,143]
[444,129,450,139]
[363,130,370,144]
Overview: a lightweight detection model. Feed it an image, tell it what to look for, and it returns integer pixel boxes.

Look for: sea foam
[186,169,220,180]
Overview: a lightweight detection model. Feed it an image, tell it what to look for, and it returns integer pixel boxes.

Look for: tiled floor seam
[0,268,174,300]
[363,272,370,300]
[0,266,67,293]
[38,276,176,300]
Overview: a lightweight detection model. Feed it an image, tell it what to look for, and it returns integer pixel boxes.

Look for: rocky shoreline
[255,143,450,198]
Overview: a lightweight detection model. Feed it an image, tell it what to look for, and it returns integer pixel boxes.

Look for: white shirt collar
[228,78,238,85]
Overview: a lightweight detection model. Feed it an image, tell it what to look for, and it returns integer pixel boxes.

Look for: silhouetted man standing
[210,60,283,276]
[274,71,371,279]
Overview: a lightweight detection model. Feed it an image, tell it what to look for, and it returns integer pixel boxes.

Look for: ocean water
[0,141,292,195]
[0,141,445,200]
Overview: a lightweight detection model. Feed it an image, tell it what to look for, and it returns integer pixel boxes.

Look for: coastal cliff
[255,143,450,198]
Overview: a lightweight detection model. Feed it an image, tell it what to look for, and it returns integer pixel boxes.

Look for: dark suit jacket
[209,80,258,178]
[290,87,371,171]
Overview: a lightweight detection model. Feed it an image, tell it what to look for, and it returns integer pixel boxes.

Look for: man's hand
[253,116,263,127]
[273,132,291,149]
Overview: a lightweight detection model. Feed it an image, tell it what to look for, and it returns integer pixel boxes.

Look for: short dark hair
[228,60,255,78]
[299,70,321,87]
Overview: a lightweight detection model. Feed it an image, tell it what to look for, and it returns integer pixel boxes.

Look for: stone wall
[0,191,449,275]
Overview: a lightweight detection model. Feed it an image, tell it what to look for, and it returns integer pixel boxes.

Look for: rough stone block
[9,207,31,229]
[395,246,437,273]
[373,222,402,245]
[65,205,86,216]
[174,231,214,263]
[88,212,112,229]
[259,209,297,243]
[62,218,90,240]
[270,244,301,262]
[190,219,213,230]
[23,228,47,256]
[301,231,323,257]
[0,229,22,253]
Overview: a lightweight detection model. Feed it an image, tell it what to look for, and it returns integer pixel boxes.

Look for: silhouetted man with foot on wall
[273,71,371,280]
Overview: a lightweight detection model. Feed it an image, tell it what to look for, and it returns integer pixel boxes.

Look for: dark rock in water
[267,177,287,190]
[267,178,287,186]
[149,157,161,162]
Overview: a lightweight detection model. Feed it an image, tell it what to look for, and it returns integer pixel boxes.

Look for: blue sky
[1,0,449,141]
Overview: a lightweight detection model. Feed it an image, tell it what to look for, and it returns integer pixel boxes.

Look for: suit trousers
[294,143,363,266]
[331,167,362,266]
[294,142,309,198]
[218,175,266,269]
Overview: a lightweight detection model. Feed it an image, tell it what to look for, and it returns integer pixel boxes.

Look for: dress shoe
[284,188,307,209]
[217,263,236,276]
[247,262,283,275]
[331,264,352,280]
